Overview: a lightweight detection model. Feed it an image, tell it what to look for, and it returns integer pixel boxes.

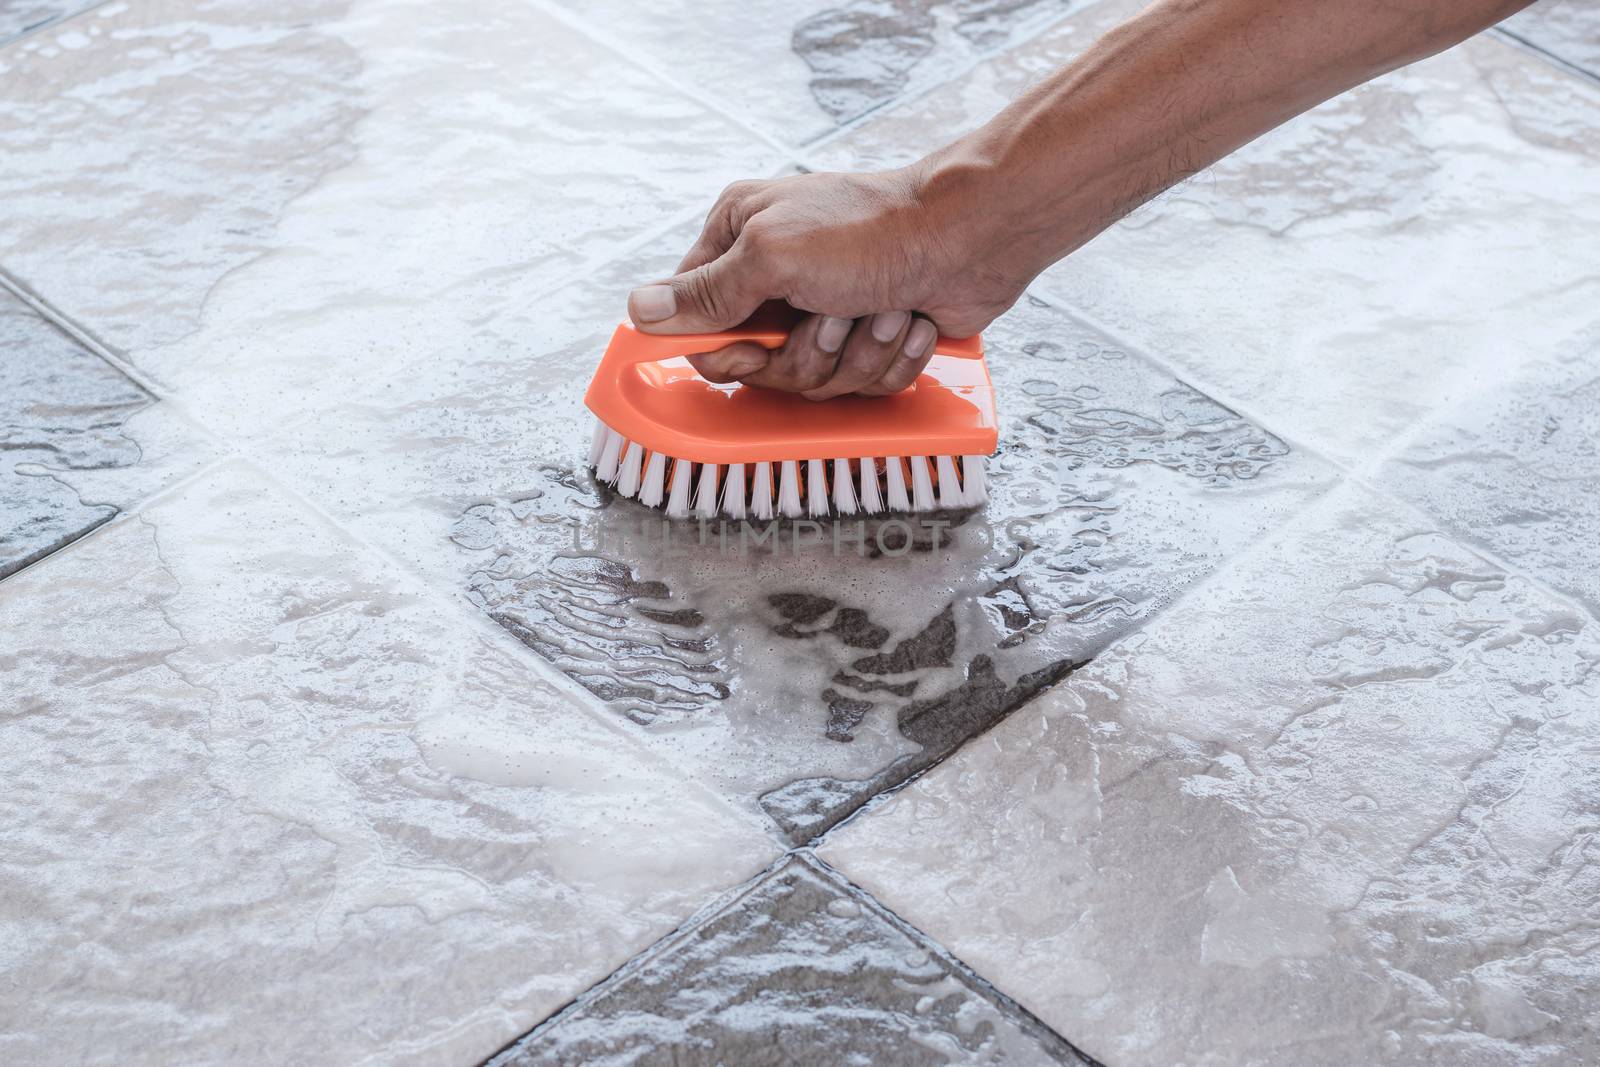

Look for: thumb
[627,245,771,334]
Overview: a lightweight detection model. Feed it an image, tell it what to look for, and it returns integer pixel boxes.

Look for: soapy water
[453,295,1330,841]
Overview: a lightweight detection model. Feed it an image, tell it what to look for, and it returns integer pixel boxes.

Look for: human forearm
[918,0,1534,284]
[630,0,1534,397]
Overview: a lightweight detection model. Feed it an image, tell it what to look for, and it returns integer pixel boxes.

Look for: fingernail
[816,315,852,353]
[904,318,937,359]
[629,285,676,323]
[871,310,910,343]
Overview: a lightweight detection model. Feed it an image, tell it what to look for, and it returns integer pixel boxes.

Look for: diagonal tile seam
[1492,24,1600,89]
[1020,282,1600,626]
[475,846,1106,1067]
[797,1,1108,155]
[2,265,781,853]
[526,0,1105,163]
[0,0,113,50]
[804,850,1109,1067]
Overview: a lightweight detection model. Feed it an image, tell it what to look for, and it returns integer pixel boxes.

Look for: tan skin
[627,0,1535,397]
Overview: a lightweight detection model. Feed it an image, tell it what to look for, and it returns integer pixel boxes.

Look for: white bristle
[909,456,936,511]
[722,463,747,520]
[806,459,829,517]
[859,456,883,513]
[885,457,910,512]
[616,442,645,497]
[833,459,858,515]
[666,458,693,517]
[936,455,962,508]
[751,462,774,520]
[695,463,720,519]
[778,460,803,518]
[962,455,987,505]
[640,451,668,507]
[588,420,609,466]
[596,429,625,483]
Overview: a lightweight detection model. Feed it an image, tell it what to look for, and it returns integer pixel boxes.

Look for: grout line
[1022,282,1600,631]
[0,267,165,399]
[524,0,805,168]
[1022,283,1348,470]
[475,850,800,1066]
[0,0,112,51]
[805,851,1108,1067]
[1490,25,1600,90]
[800,0,1094,157]
[479,848,1101,1067]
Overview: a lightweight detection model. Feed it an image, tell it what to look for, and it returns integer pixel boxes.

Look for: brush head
[583,306,997,517]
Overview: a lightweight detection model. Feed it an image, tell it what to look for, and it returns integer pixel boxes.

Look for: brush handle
[604,318,984,366]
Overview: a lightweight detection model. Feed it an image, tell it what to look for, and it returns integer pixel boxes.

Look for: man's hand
[626,169,1027,399]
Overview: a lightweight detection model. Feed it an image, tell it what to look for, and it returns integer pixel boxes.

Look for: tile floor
[1,0,1596,1064]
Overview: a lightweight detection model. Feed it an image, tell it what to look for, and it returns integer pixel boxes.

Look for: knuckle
[679,267,728,322]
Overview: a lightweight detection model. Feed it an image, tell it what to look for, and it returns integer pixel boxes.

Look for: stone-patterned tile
[0,288,208,580]
[819,483,1600,1066]
[0,0,785,409]
[1378,320,1600,619]
[0,462,779,1066]
[1503,0,1600,80]
[0,0,95,43]
[547,0,1077,146]
[249,219,1337,842]
[490,854,1091,1066]
[814,3,1600,468]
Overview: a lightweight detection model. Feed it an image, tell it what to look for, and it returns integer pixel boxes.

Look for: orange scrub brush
[584,308,997,519]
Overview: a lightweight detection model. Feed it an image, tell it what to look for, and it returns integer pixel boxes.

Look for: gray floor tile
[0,289,146,579]
[1502,0,1600,80]
[821,483,1600,1065]
[490,854,1092,1066]
[546,0,1075,144]
[0,462,780,1066]
[1378,320,1600,619]
[0,0,94,44]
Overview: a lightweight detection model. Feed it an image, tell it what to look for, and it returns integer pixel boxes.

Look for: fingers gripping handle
[604,322,985,367]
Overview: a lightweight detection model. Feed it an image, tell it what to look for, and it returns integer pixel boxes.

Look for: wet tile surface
[0,289,143,577]
[1379,321,1600,619]
[814,2,1600,467]
[0,0,95,43]
[1503,0,1600,79]
[0,0,784,392]
[820,484,1600,1065]
[0,463,779,1065]
[547,0,1074,145]
[0,288,204,579]
[249,220,1336,841]
[491,854,1091,1066]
